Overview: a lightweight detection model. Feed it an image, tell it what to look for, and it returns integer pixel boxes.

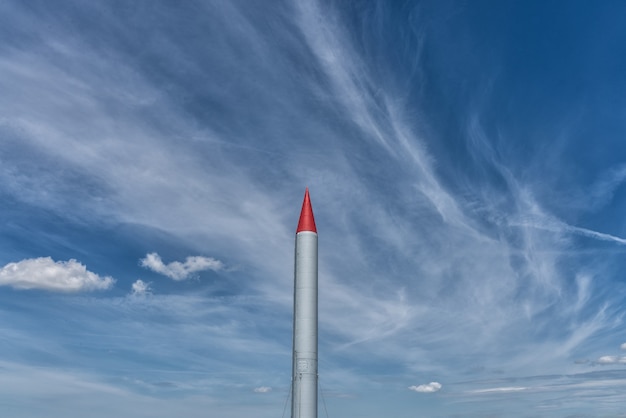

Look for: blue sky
[1,1,626,416]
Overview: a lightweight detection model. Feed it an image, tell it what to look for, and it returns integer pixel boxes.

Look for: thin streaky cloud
[470,386,528,394]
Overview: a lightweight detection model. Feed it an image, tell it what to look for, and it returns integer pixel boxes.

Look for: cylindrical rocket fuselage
[291,191,318,418]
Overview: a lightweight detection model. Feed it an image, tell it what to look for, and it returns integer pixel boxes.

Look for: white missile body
[291,188,318,418]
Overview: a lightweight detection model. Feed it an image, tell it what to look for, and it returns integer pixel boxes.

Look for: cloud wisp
[470,386,528,394]
[139,253,223,281]
[0,257,114,292]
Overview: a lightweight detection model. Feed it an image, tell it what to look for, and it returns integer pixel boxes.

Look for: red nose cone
[296,188,317,233]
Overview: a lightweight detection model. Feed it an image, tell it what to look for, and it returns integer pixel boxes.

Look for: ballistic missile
[291,188,318,418]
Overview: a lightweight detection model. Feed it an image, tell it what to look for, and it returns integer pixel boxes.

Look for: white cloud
[471,387,528,394]
[621,343,626,351]
[253,386,272,393]
[408,382,442,393]
[597,356,626,365]
[139,253,223,281]
[0,257,114,292]
[131,279,151,296]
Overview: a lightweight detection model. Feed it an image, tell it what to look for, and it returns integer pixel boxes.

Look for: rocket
[291,188,318,418]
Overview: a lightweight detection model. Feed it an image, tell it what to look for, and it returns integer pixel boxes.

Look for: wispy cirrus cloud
[139,253,223,280]
[470,386,527,394]
[2,1,626,416]
[290,2,622,384]
[0,257,114,292]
